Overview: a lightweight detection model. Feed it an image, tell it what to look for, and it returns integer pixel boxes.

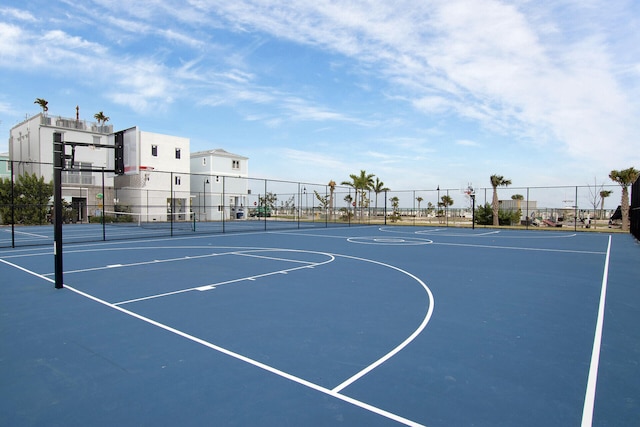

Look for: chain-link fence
[632,175,640,241]
[0,159,629,248]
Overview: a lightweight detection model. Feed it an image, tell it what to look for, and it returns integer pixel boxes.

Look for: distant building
[8,112,250,225]
[499,198,538,222]
[0,152,10,180]
[190,149,249,221]
[114,129,191,222]
[499,199,538,211]
[9,113,114,222]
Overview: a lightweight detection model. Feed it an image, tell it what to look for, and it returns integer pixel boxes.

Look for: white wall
[190,150,249,221]
[116,131,191,221]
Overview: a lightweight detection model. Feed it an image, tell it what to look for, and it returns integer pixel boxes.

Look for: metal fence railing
[0,159,631,248]
[631,175,640,241]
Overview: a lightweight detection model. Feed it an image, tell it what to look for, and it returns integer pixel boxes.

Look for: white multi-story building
[115,129,191,222]
[190,149,249,221]
[9,113,114,222]
[0,152,10,180]
[9,112,249,225]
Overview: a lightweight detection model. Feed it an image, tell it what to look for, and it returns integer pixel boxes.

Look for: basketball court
[2,225,638,426]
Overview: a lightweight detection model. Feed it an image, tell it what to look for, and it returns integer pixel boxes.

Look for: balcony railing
[40,115,113,134]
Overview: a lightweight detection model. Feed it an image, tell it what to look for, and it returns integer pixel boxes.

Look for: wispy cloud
[0,7,37,22]
[455,139,481,147]
[198,0,638,167]
[1,0,638,183]
[281,148,348,171]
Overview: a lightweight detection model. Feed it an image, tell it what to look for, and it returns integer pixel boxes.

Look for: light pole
[437,185,440,224]
[303,187,307,220]
[203,178,209,221]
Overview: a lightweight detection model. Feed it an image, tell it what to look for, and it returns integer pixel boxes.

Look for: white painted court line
[112,250,336,306]
[581,235,612,427]
[331,253,434,394]
[71,285,427,427]
[44,247,326,276]
[432,241,606,255]
[233,251,322,264]
[2,229,49,238]
[55,252,223,275]
[0,256,426,427]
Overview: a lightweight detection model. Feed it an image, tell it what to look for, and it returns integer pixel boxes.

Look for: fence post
[526,187,530,230]
[10,160,15,248]
[53,132,64,289]
[384,190,387,225]
[575,186,578,232]
[264,179,268,231]
[102,169,106,241]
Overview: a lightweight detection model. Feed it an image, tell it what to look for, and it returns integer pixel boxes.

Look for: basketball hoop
[462,184,475,197]
[135,166,155,187]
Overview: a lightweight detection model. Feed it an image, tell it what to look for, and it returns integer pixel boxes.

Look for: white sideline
[581,235,612,427]
[0,255,428,427]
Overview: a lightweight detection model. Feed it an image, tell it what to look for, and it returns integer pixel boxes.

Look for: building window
[62,162,94,185]
[152,145,158,157]
[232,160,240,169]
[175,148,181,159]
[175,176,181,186]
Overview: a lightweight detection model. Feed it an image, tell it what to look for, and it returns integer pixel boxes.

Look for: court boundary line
[581,234,612,427]
[112,250,336,306]
[379,227,582,239]
[432,241,606,255]
[0,255,427,427]
[330,253,434,393]
[0,226,618,426]
[50,244,435,403]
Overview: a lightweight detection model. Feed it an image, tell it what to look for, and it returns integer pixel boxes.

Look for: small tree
[0,177,13,224]
[259,192,278,213]
[440,195,453,211]
[609,167,640,231]
[341,194,354,221]
[13,174,53,224]
[599,190,613,220]
[34,98,49,116]
[314,190,330,213]
[426,201,435,219]
[94,111,110,131]
[373,177,389,216]
[328,180,336,220]
[342,170,375,220]
[475,203,493,225]
[475,202,519,226]
[389,196,401,222]
[490,174,512,226]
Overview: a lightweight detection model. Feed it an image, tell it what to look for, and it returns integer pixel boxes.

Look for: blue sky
[1,0,638,193]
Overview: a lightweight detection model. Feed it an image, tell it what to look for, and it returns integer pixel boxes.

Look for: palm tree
[328,180,336,220]
[609,167,640,231]
[599,190,613,220]
[389,196,400,222]
[439,194,454,224]
[94,111,110,131]
[440,195,454,212]
[342,170,375,220]
[34,98,48,116]
[416,196,423,217]
[511,194,524,212]
[373,177,389,217]
[490,174,512,226]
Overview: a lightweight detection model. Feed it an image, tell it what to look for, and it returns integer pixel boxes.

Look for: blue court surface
[1,226,639,426]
